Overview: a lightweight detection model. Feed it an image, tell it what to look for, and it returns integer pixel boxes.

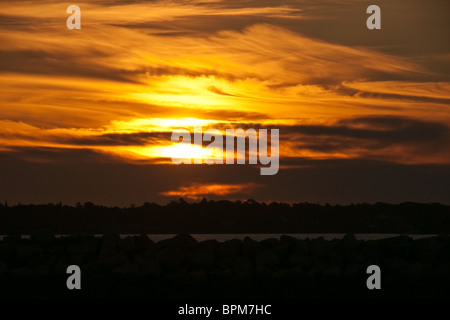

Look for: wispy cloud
[160,182,260,200]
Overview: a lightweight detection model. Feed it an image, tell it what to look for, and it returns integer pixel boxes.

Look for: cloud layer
[0,0,449,204]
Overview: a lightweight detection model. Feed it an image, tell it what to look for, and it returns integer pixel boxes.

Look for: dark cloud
[143,65,255,81]
[0,50,143,84]
[276,115,445,140]
[353,91,450,105]
[201,116,450,158]
[1,146,111,163]
[55,131,170,146]
[0,49,260,83]
[207,86,239,97]
[110,14,288,35]
[286,116,449,142]
[280,116,450,158]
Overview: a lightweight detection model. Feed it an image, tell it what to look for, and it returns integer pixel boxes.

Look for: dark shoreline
[1,201,450,234]
[1,233,449,299]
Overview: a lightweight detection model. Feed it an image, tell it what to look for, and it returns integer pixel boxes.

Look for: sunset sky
[0,0,449,205]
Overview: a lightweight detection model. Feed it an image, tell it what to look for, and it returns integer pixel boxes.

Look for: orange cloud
[160,183,260,200]
[0,0,448,169]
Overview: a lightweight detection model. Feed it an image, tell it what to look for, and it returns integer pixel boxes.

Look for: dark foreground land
[0,233,449,299]
[1,201,450,234]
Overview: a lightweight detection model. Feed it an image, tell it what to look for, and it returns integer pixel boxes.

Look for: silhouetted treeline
[0,199,449,234]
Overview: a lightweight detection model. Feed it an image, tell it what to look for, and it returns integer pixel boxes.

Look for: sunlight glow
[109,118,225,133]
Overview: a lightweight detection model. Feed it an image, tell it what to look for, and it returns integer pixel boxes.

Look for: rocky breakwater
[0,233,449,299]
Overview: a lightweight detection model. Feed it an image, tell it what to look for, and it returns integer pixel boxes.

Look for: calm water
[0,233,437,242]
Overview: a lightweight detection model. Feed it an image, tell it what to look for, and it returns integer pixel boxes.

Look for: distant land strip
[0,200,449,234]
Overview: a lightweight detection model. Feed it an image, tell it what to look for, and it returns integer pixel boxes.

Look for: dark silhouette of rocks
[0,234,449,299]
